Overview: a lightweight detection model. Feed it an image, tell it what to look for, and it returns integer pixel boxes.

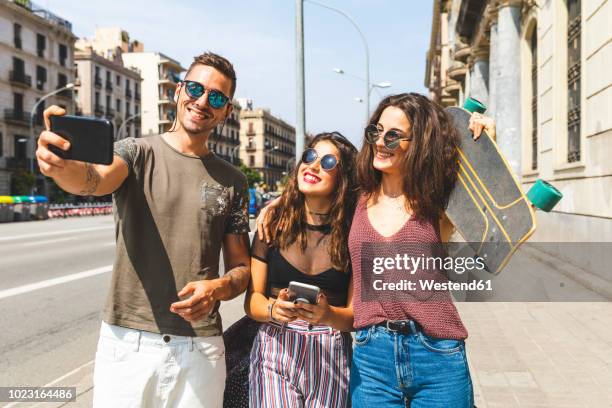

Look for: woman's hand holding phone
[295,293,331,326]
[271,288,299,323]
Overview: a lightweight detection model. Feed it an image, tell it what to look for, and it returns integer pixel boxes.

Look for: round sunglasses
[181,80,230,109]
[365,124,412,149]
[301,148,338,171]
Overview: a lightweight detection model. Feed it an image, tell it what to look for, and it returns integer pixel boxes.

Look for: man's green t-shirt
[103,135,250,337]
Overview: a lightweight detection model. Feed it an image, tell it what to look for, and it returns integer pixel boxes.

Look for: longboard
[445,98,562,274]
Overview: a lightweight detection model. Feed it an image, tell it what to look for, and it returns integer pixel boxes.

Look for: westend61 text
[372,279,493,292]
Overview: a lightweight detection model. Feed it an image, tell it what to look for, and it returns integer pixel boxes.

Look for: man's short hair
[187,52,237,98]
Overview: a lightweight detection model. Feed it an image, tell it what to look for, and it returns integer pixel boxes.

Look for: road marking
[0,226,113,242]
[4,360,95,408]
[22,237,76,247]
[0,265,112,300]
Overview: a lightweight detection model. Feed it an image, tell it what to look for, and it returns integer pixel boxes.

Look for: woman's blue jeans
[350,321,474,407]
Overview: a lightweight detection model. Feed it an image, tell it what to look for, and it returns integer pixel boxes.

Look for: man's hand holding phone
[36,106,73,177]
[35,105,128,196]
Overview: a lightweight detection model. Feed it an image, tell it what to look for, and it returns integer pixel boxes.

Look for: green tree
[239,164,262,187]
[10,171,35,195]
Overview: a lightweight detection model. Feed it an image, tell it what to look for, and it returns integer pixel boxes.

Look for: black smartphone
[49,115,114,165]
[288,281,320,304]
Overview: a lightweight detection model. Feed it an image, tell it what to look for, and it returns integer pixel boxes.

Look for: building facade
[0,0,76,194]
[74,46,142,139]
[121,51,184,136]
[425,0,612,272]
[239,102,295,189]
[208,100,241,166]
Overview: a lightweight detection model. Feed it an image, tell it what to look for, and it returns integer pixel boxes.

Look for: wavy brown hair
[267,132,358,272]
[356,93,460,221]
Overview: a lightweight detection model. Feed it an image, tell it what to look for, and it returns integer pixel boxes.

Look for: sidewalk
[460,302,612,407]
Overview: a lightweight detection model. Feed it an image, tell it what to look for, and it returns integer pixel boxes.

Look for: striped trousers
[249,320,352,408]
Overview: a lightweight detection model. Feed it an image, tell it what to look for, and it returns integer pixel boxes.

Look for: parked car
[248,188,263,217]
[262,191,281,208]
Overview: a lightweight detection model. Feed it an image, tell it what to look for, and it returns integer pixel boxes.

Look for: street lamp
[116,111,147,141]
[29,82,76,174]
[304,0,370,122]
[333,68,392,97]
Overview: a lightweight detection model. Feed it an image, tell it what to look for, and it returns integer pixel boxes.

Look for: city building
[0,0,76,194]
[425,0,611,270]
[239,101,296,189]
[121,51,185,136]
[208,100,241,165]
[74,29,142,139]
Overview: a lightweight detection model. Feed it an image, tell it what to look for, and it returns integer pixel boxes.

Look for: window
[126,101,131,116]
[59,44,68,67]
[116,74,120,85]
[530,26,538,170]
[14,23,22,49]
[0,133,3,157]
[37,34,46,57]
[14,136,27,159]
[36,66,47,91]
[567,0,581,162]
[12,57,25,75]
[58,73,67,87]
[95,91,100,105]
[14,93,24,113]
[106,94,111,110]
[116,98,121,112]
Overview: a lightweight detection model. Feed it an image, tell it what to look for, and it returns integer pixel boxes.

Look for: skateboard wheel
[463,97,487,114]
[527,179,563,212]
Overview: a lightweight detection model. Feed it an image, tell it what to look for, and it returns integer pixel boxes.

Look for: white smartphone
[288,281,320,304]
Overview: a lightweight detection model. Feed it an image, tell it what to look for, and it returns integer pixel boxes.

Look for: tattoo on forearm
[224,264,250,299]
[79,163,101,195]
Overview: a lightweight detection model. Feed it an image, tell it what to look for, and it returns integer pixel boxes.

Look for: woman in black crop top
[243,132,358,407]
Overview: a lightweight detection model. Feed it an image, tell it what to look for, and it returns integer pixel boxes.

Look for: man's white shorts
[93,321,226,408]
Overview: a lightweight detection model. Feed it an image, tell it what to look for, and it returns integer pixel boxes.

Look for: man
[36,52,250,407]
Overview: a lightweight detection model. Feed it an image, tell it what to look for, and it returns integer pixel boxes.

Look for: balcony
[9,71,32,88]
[4,109,31,127]
[94,104,104,116]
[245,143,256,152]
[134,90,140,101]
[4,157,29,171]
[226,117,240,127]
[105,81,113,92]
[105,108,115,119]
[94,76,102,88]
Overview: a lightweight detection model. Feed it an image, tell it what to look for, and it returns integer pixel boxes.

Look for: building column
[468,50,490,107]
[492,0,523,175]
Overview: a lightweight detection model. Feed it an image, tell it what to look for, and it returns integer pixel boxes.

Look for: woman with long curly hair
[245,132,358,407]
[348,93,494,407]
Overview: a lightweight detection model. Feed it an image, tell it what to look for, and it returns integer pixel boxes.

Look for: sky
[44,0,433,147]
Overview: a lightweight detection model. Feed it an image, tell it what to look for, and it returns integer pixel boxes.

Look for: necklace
[378,194,405,212]
[306,210,330,216]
